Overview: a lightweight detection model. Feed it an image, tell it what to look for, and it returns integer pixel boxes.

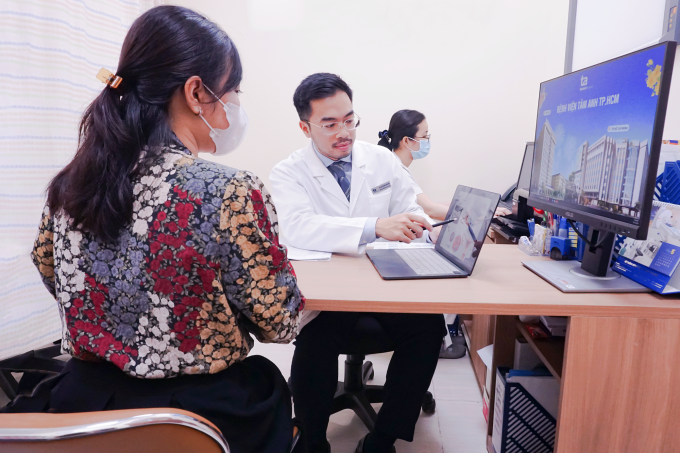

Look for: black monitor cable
[566,219,614,249]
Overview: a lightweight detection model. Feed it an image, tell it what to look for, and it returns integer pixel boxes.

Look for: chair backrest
[0,408,229,453]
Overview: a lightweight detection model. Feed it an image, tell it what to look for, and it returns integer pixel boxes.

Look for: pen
[467,222,478,242]
[432,218,458,228]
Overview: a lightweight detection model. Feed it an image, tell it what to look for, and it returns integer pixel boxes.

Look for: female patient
[3,6,304,452]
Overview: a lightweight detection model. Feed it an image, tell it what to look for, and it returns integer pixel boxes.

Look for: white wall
[572,0,679,140]
[665,52,680,141]
[572,0,667,71]
[172,0,570,202]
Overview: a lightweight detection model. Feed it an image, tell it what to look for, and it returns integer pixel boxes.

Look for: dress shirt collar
[312,141,352,167]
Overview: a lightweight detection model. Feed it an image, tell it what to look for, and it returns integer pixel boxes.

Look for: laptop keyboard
[395,249,462,276]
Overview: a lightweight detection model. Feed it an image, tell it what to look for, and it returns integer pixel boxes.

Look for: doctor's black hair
[293,73,353,121]
[46,5,242,242]
[377,109,426,152]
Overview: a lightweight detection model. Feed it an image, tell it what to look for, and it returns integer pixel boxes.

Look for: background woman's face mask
[407,138,431,160]
[198,85,249,156]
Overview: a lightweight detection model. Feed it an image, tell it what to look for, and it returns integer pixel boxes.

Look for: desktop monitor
[513,142,534,201]
[526,41,676,285]
[528,42,675,241]
[508,142,536,224]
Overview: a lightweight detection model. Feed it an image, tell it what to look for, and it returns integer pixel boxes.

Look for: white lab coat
[270,140,428,254]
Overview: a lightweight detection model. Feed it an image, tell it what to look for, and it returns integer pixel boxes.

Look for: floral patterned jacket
[31,142,305,378]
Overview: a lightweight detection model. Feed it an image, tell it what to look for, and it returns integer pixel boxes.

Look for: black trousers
[291,311,446,450]
[1,355,293,453]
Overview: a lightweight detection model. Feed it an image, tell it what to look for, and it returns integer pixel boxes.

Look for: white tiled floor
[251,342,489,453]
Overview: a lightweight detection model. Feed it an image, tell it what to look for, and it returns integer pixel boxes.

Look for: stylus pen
[467,222,478,242]
[431,218,457,228]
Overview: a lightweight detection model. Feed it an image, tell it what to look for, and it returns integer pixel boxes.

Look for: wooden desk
[292,245,680,453]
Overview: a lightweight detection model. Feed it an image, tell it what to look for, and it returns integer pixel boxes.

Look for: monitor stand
[522,227,649,293]
[511,194,534,224]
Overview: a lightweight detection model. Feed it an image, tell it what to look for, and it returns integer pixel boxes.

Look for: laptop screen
[435,186,500,274]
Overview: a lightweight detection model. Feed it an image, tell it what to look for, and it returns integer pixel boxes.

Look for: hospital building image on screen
[530,44,666,222]
[534,119,649,217]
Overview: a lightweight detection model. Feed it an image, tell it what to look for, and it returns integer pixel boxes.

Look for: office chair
[0,409,300,453]
[330,316,436,431]
[0,408,230,453]
[0,342,65,401]
[1,347,301,453]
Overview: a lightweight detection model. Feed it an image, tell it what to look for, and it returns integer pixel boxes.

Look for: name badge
[371,181,391,194]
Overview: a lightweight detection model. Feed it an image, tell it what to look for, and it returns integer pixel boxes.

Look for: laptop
[494,216,530,233]
[366,185,501,280]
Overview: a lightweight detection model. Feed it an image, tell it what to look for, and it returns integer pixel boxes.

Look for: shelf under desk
[516,322,565,384]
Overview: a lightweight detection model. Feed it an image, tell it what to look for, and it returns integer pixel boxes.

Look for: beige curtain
[0,0,163,360]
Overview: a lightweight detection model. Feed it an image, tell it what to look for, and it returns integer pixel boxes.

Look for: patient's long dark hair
[377,109,426,152]
[47,5,242,242]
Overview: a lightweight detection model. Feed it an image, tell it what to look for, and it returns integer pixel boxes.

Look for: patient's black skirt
[1,355,293,453]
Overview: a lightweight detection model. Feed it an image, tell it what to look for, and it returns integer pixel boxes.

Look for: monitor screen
[528,42,675,239]
[436,186,500,273]
[515,142,534,197]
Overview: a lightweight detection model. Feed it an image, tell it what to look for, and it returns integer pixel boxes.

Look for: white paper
[368,242,435,250]
[285,244,331,261]
[507,375,560,419]
[477,344,494,368]
[540,316,568,327]
[491,369,505,453]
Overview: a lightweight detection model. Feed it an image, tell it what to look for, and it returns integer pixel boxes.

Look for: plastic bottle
[558,217,568,238]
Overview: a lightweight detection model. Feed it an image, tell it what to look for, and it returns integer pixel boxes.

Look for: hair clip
[379,130,390,139]
[96,68,123,89]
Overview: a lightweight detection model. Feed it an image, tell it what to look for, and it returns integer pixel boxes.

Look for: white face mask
[198,86,249,156]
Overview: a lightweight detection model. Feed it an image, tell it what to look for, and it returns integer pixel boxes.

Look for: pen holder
[532,224,549,255]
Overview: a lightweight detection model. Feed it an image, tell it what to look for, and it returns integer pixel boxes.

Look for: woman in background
[378,110,448,220]
[378,110,511,220]
[2,6,304,452]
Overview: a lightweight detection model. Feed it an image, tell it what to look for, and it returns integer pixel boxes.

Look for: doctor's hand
[472,240,484,258]
[375,214,432,243]
[495,207,512,217]
[429,226,442,243]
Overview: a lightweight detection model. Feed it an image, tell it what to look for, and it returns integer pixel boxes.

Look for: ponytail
[377,110,426,152]
[377,130,391,149]
[46,6,242,242]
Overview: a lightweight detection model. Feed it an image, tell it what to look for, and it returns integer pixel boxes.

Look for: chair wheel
[422,392,436,414]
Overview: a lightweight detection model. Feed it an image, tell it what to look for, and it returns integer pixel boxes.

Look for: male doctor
[271,73,446,453]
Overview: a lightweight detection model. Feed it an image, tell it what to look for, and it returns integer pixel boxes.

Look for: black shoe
[354,434,396,453]
[439,342,467,359]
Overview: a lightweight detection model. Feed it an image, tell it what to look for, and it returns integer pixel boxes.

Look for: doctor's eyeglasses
[306,115,361,136]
